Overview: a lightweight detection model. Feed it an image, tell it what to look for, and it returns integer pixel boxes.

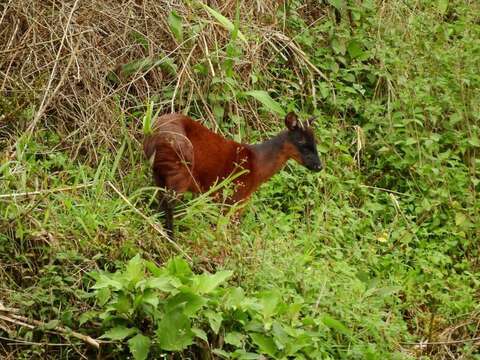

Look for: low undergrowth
[1,0,479,359]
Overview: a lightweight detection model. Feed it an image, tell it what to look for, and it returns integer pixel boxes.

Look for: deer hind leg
[158,190,176,239]
[159,168,192,240]
[152,171,177,239]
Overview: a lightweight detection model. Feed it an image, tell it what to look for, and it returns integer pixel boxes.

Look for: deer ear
[285,112,299,130]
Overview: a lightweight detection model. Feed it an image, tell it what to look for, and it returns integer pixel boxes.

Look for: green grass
[1,0,479,359]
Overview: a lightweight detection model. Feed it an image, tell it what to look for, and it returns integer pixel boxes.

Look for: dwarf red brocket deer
[144,112,322,238]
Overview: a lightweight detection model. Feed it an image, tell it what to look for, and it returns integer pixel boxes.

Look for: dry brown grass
[0,0,324,166]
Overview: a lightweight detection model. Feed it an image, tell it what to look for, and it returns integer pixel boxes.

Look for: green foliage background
[0,0,479,359]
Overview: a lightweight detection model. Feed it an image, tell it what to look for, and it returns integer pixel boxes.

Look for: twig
[0,314,34,329]
[402,336,480,346]
[0,335,80,347]
[171,44,197,113]
[106,181,194,264]
[0,182,94,199]
[359,184,409,196]
[0,312,100,349]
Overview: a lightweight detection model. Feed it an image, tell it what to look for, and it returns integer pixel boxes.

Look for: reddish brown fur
[144,113,300,203]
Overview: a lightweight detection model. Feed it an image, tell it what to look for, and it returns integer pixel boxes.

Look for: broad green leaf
[331,38,346,55]
[224,287,246,309]
[100,326,138,340]
[347,40,364,59]
[328,0,345,9]
[141,290,159,308]
[225,332,243,347]
[138,274,179,292]
[125,254,144,287]
[128,334,151,360]
[321,315,351,336]
[96,287,111,306]
[258,290,280,318]
[78,311,97,326]
[318,82,330,99]
[250,333,277,357]
[166,256,193,281]
[192,270,233,294]
[113,294,132,315]
[438,0,449,14]
[168,11,183,42]
[205,310,223,334]
[244,90,285,116]
[192,327,208,342]
[198,2,247,43]
[455,212,468,227]
[165,292,207,316]
[156,312,194,351]
[92,274,123,290]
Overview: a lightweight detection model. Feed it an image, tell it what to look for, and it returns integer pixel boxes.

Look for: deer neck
[249,131,291,185]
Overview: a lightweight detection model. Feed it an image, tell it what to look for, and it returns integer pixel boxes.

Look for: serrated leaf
[113,294,132,314]
[321,315,351,336]
[156,312,194,351]
[96,287,111,306]
[78,311,97,326]
[92,274,123,290]
[100,326,138,340]
[193,270,233,294]
[225,332,243,347]
[192,327,208,342]
[244,90,285,116]
[347,40,364,59]
[205,310,222,334]
[198,2,247,44]
[331,38,346,55]
[125,254,144,287]
[128,334,151,360]
[250,333,277,357]
[142,290,159,308]
[168,11,183,42]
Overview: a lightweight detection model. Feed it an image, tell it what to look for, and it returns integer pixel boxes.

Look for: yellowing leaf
[376,232,388,243]
[198,1,247,44]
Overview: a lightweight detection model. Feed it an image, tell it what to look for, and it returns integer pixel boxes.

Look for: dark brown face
[285,112,323,172]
